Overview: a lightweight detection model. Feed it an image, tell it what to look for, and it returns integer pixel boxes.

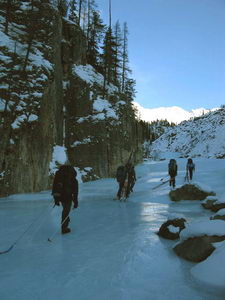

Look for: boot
[61,227,71,234]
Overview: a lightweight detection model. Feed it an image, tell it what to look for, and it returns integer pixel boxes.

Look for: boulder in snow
[169,184,215,202]
[174,220,225,262]
[173,237,215,262]
[157,218,186,240]
[210,202,225,213]
[210,208,225,221]
[201,196,218,210]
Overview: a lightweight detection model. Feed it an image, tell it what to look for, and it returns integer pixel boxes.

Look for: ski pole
[0,202,55,255]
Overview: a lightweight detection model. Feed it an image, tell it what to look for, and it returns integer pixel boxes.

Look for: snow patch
[180,220,225,241]
[49,145,68,175]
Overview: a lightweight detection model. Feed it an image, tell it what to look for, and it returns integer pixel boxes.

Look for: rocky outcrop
[0,2,149,196]
[173,220,225,262]
[157,218,186,240]
[169,184,215,202]
[210,202,225,213]
[210,209,225,221]
[173,237,215,262]
[201,196,218,210]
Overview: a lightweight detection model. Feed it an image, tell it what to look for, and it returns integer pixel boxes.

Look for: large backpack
[116,165,126,182]
[168,159,177,173]
[57,166,76,194]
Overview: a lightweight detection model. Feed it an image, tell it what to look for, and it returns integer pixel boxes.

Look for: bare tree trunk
[5,0,11,34]
[78,0,83,25]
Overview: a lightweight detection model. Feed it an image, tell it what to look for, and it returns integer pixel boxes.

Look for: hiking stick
[0,203,55,255]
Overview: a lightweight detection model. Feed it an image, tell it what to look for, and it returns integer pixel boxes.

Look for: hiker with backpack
[52,162,78,234]
[168,159,178,189]
[186,158,195,181]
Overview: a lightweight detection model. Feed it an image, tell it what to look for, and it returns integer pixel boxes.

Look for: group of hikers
[168,158,195,188]
[115,162,137,201]
[51,160,137,234]
[51,157,195,235]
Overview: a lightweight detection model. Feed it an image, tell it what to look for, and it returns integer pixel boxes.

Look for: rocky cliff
[0,1,148,196]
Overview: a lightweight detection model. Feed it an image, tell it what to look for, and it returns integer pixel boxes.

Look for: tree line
[62,0,135,100]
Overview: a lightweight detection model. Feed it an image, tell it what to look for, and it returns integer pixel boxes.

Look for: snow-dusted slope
[150,108,225,158]
[133,102,218,124]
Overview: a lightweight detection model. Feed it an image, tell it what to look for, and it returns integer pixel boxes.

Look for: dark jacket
[52,165,78,205]
[168,163,177,177]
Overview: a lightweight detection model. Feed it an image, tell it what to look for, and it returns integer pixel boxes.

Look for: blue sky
[95,0,225,110]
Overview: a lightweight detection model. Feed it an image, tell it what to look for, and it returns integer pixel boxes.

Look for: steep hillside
[150,107,225,159]
[0,1,148,196]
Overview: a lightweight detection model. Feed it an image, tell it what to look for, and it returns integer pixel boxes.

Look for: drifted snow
[0,157,225,299]
[168,225,180,234]
[49,145,68,175]
[213,209,225,216]
[93,98,119,120]
[180,220,225,241]
[72,64,118,93]
[191,242,225,289]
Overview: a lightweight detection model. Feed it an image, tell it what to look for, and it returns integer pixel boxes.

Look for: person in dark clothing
[125,163,136,198]
[52,164,78,234]
[168,159,178,189]
[128,165,136,193]
[116,165,126,200]
[186,158,195,181]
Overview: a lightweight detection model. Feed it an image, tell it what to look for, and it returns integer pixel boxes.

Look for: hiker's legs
[117,182,124,199]
[189,169,193,180]
[61,200,72,230]
[125,181,131,198]
[173,177,176,188]
[170,176,175,188]
[130,180,135,192]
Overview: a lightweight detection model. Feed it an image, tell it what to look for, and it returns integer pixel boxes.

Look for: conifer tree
[87,10,105,68]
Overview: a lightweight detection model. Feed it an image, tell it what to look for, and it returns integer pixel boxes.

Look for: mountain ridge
[133,101,218,124]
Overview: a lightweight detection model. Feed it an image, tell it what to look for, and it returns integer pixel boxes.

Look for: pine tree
[124,78,136,101]
[113,20,122,88]
[102,27,117,90]
[87,10,105,68]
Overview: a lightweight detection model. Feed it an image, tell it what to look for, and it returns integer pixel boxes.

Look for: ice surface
[0,157,225,299]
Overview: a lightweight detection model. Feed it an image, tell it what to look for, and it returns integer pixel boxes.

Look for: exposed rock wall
[0,2,148,197]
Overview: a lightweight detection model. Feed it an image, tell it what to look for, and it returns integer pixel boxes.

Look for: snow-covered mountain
[133,102,218,124]
[150,107,225,158]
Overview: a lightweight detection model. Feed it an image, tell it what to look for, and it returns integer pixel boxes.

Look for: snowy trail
[0,158,225,299]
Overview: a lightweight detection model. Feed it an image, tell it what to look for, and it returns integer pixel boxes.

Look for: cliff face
[0,1,148,196]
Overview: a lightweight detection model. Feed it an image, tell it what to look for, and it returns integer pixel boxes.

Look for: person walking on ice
[168,159,178,189]
[186,158,195,181]
[52,162,79,234]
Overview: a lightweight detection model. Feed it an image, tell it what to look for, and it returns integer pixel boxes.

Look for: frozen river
[0,157,225,299]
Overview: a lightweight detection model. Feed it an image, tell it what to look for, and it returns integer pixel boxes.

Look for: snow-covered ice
[0,157,225,299]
